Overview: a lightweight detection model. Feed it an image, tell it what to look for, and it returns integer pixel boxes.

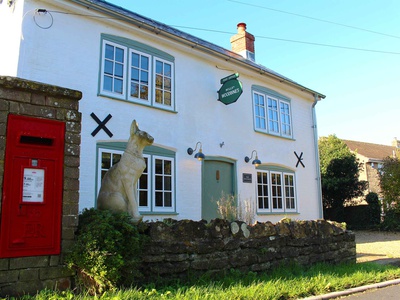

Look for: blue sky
[108,0,400,146]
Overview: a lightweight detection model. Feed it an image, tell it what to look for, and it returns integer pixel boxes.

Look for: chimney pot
[237,22,247,33]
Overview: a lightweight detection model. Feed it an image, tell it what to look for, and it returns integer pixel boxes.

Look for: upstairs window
[253,86,293,138]
[100,35,175,111]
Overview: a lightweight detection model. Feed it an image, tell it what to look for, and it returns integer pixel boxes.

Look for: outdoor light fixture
[187,142,205,161]
[244,150,261,167]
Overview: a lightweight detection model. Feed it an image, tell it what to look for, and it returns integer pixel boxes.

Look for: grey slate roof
[73,0,325,99]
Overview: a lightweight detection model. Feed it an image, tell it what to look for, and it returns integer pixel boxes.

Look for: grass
[13,262,400,300]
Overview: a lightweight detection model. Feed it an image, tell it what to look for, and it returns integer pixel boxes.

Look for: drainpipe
[312,95,323,219]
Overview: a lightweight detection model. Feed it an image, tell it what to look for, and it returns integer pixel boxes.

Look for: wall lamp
[187,142,205,161]
[245,150,261,167]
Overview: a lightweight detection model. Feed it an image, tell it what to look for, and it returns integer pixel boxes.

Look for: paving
[302,230,400,300]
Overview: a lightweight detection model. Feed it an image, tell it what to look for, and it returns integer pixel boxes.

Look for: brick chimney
[230,23,255,62]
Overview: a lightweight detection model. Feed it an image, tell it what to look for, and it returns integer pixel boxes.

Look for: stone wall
[141,218,355,280]
[0,76,82,296]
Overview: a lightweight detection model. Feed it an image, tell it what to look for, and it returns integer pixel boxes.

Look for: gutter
[312,95,324,219]
[69,0,326,100]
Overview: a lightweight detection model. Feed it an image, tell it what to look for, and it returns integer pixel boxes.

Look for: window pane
[164,176,171,190]
[164,161,171,175]
[102,152,111,169]
[104,60,113,75]
[139,174,147,189]
[155,159,163,174]
[103,76,112,91]
[164,92,171,106]
[114,79,123,94]
[155,192,163,206]
[164,77,171,91]
[139,191,148,206]
[131,53,139,67]
[155,74,163,89]
[155,175,162,190]
[141,70,148,84]
[155,89,162,103]
[114,63,123,77]
[131,83,139,98]
[156,60,163,74]
[140,86,149,100]
[131,68,139,81]
[164,192,172,207]
[164,63,171,77]
[115,47,124,63]
[112,153,121,164]
[141,56,149,69]
[105,44,114,59]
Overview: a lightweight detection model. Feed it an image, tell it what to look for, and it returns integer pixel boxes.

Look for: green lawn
[16,262,400,300]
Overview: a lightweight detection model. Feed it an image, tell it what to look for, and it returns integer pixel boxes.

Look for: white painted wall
[2,0,323,223]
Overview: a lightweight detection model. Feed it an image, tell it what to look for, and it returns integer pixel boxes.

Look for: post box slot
[20,135,53,146]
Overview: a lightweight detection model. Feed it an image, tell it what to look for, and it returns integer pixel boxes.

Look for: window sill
[140,212,178,215]
[254,129,296,141]
[256,212,299,215]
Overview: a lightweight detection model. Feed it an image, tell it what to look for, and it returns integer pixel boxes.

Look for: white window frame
[97,148,124,193]
[100,37,175,111]
[137,154,151,212]
[283,172,296,212]
[256,169,297,214]
[100,40,127,100]
[96,148,175,213]
[252,88,293,138]
[128,49,151,104]
[153,57,174,110]
[151,155,175,212]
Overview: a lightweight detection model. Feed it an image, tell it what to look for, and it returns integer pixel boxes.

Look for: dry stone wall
[141,218,356,280]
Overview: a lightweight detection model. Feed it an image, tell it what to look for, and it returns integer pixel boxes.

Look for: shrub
[65,208,146,294]
[380,209,400,231]
[366,192,381,226]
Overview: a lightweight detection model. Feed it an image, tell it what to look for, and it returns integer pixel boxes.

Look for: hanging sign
[217,73,243,105]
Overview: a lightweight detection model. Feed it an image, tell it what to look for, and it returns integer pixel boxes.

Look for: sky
[108,0,400,146]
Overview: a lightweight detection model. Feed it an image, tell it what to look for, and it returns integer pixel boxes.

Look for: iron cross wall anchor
[90,113,113,137]
[294,151,305,168]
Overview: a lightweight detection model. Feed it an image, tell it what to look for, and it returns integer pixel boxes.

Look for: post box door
[0,115,65,258]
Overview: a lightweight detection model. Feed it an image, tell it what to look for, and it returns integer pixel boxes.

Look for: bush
[65,208,146,294]
[366,192,381,226]
[380,209,400,231]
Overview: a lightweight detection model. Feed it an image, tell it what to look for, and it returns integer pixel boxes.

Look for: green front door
[202,158,236,221]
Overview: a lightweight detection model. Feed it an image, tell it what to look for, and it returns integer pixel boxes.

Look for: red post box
[1,115,65,258]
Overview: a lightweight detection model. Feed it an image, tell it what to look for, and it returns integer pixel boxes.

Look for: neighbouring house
[343,138,399,201]
[0,0,326,223]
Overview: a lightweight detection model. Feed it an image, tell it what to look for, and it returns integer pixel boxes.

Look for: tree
[318,135,368,221]
[379,156,400,212]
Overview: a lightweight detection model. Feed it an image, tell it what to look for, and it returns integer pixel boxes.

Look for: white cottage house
[0,0,326,223]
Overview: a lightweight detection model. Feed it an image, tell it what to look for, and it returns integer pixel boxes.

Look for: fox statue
[97,120,154,223]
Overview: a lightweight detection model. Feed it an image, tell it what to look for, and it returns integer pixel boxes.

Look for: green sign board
[217,74,243,105]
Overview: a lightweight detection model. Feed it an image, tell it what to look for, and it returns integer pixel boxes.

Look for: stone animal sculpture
[97,120,154,223]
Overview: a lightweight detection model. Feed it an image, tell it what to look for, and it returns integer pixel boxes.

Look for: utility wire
[45,10,400,55]
[172,25,400,55]
[227,0,400,40]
